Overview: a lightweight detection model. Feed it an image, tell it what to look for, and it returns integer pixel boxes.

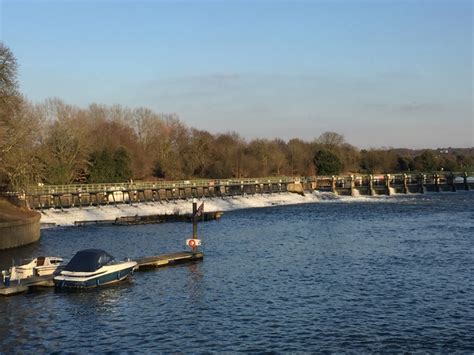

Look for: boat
[53,249,137,289]
[4,256,63,282]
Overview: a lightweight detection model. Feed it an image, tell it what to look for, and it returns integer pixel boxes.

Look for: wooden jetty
[114,211,223,226]
[0,274,54,296]
[1,252,204,296]
[73,211,223,226]
[135,251,204,270]
[2,200,205,296]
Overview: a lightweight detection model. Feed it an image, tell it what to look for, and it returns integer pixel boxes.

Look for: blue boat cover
[63,249,114,272]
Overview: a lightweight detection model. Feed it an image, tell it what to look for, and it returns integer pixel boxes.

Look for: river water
[1,192,473,352]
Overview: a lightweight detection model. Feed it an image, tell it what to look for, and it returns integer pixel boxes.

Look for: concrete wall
[287,182,305,195]
[0,213,41,250]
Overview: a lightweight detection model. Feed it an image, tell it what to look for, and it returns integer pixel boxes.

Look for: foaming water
[1,192,473,352]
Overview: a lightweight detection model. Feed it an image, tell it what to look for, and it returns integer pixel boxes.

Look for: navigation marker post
[189,199,203,253]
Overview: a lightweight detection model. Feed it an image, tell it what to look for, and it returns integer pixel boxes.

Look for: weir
[7,172,474,210]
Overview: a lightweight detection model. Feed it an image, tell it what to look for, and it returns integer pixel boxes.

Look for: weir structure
[9,172,474,210]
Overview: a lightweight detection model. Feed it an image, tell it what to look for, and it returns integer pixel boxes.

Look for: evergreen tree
[314,149,343,175]
[113,147,132,182]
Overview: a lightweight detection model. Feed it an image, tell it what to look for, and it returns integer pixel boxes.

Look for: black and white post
[192,198,198,250]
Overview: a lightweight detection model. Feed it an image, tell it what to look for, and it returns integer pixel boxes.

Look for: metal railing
[24,176,298,195]
[20,172,473,196]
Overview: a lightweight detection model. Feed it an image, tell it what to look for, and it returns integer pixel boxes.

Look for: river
[1,192,473,352]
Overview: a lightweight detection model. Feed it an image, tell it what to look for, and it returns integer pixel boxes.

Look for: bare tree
[316,131,346,150]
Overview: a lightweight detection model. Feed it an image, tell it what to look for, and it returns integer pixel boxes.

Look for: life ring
[188,239,196,248]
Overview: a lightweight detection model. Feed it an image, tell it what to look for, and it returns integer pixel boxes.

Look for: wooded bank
[2,42,473,192]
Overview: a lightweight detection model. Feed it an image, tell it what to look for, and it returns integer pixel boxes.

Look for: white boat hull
[54,261,137,289]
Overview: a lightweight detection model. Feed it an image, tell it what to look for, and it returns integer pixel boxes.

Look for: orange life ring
[188,239,196,248]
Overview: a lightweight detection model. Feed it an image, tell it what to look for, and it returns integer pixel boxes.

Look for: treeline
[1,42,473,191]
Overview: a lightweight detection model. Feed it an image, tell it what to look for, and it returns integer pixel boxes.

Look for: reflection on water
[0,243,41,269]
[1,192,473,352]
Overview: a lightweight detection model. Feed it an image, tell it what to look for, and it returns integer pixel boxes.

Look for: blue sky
[1,0,472,148]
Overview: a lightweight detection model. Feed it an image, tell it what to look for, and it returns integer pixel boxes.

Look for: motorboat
[53,249,137,289]
[3,256,63,282]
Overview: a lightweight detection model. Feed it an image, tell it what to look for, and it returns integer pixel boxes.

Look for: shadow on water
[0,241,41,269]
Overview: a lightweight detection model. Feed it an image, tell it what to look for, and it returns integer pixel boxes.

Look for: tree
[40,121,86,184]
[360,149,398,173]
[414,150,439,172]
[0,43,43,190]
[314,149,343,175]
[152,160,166,179]
[0,41,20,110]
[88,149,114,183]
[397,155,415,172]
[208,132,245,178]
[113,147,132,182]
[88,147,132,183]
[316,131,345,150]
[287,138,313,176]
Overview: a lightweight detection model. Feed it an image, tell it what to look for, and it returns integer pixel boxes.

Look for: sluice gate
[12,172,474,210]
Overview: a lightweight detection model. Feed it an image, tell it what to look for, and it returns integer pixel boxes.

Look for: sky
[1,0,472,149]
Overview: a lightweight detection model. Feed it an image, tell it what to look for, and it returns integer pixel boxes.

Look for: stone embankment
[0,200,41,250]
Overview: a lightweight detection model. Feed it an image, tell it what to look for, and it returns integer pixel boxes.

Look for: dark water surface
[1,192,473,352]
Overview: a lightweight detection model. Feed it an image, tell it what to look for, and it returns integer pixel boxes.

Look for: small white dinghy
[9,256,63,279]
[2,256,63,286]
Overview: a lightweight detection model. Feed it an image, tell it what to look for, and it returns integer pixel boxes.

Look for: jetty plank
[0,275,54,296]
[136,251,204,270]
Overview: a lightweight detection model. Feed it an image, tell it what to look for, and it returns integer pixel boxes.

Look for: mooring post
[192,199,198,253]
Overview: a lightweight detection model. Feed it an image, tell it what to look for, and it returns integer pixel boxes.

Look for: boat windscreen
[63,249,114,272]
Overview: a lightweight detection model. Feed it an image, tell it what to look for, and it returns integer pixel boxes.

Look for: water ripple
[1,192,473,352]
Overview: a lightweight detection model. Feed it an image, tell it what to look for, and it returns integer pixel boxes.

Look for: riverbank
[40,191,348,227]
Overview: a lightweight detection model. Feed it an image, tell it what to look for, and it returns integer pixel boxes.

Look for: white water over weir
[39,192,340,227]
[5,172,472,227]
